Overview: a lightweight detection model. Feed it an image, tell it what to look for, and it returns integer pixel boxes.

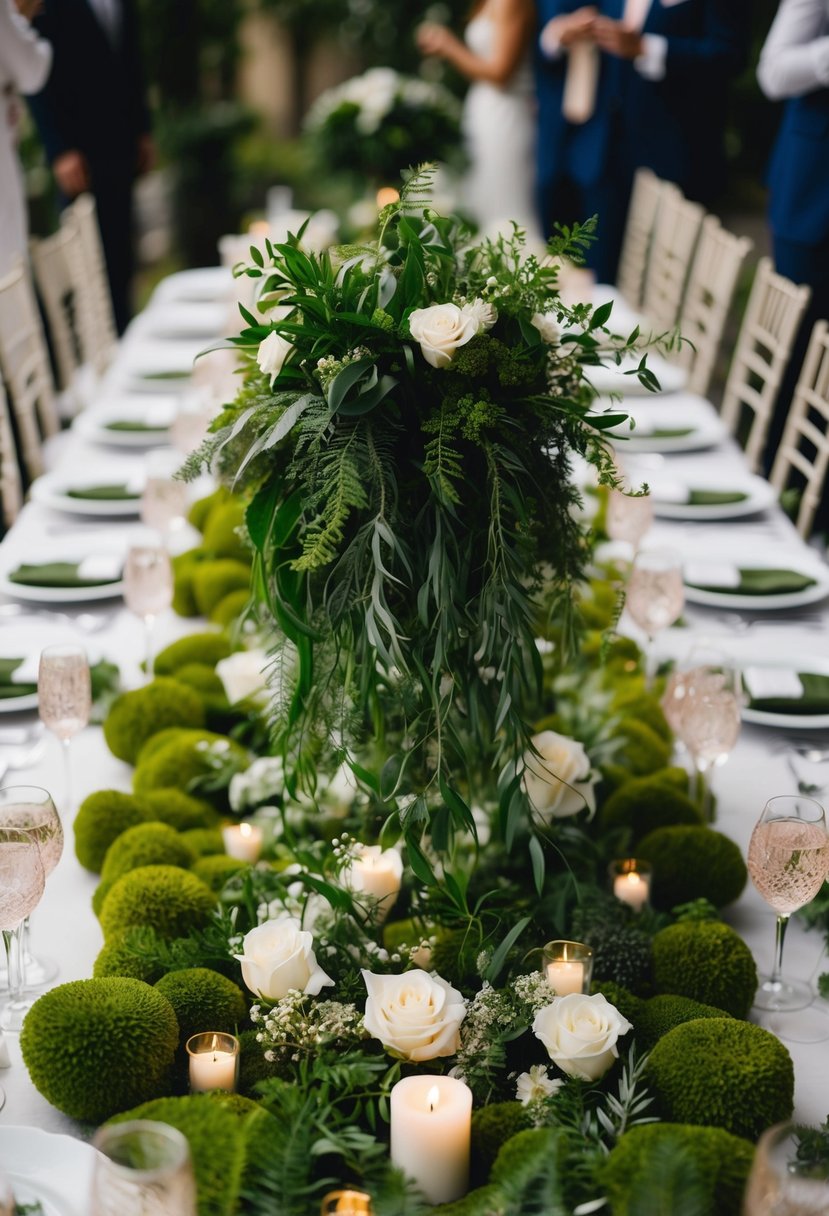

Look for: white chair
[673,216,753,397]
[30,225,85,396]
[0,262,60,480]
[770,319,829,538]
[60,194,117,376]
[615,168,667,311]
[640,184,705,336]
[720,257,811,473]
[0,376,23,529]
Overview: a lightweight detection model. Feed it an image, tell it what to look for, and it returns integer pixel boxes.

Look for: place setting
[604,392,729,453]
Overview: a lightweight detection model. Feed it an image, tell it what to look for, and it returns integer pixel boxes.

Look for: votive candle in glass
[186,1032,239,1092]
[222,821,263,863]
[542,940,593,995]
[609,859,652,913]
[320,1191,373,1215]
[390,1075,472,1205]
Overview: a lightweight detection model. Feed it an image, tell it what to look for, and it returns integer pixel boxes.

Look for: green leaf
[326,359,374,413]
[405,835,437,888]
[484,915,530,983]
[246,481,282,551]
[590,301,614,330]
[529,834,546,895]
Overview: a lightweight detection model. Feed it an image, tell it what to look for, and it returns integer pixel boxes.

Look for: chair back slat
[0,262,60,479]
[616,168,666,309]
[770,319,829,537]
[641,185,705,335]
[60,194,117,374]
[0,376,23,528]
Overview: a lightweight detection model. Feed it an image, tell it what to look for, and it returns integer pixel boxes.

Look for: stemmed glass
[605,487,653,550]
[91,1120,197,1216]
[625,548,685,686]
[123,540,173,679]
[0,828,45,1038]
[140,448,189,543]
[0,787,63,996]
[38,644,91,818]
[673,658,742,820]
[747,795,829,1013]
[744,1121,829,1215]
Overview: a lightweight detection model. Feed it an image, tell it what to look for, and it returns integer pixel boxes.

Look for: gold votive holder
[608,858,652,913]
[542,940,593,995]
[320,1190,373,1215]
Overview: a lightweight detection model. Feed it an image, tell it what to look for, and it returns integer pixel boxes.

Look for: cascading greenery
[185,168,645,885]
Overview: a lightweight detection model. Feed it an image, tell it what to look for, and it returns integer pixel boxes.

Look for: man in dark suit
[25,0,153,333]
[536,0,749,283]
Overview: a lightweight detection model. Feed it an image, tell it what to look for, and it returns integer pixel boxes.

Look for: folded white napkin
[78,553,123,582]
[743,667,804,701]
[10,654,40,684]
[684,561,741,589]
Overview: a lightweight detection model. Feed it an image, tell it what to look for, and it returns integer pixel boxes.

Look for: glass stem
[771,914,790,987]
[62,736,73,819]
[695,763,713,823]
[3,924,26,1008]
[144,616,155,681]
[644,634,657,689]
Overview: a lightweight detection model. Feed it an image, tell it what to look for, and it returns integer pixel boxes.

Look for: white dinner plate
[682,553,829,612]
[0,577,124,605]
[734,648,829,730]
[648,473,777,521]
[30,470,144,517]
[0,690,38,713]
[130,300,228,342]
[74,406,175,449]
[151,265,233,305]
[0,1125,99,1216]
[605,392,728,454]
[587,352,688,397]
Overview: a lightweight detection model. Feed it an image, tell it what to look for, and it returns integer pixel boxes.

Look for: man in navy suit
[26,0,153,333]
[536,0,748,283]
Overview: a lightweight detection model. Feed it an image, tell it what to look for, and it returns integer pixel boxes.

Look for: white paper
[684,561,741,589]
[743,666,804,701]
[77,553,123,582]
[10,654,39,685]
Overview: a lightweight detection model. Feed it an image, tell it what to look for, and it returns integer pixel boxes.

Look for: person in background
[0,0,52,278]
[757,0,829,522]
[417,0,543,244]
[536,0,748,284]
[25,0,154,334]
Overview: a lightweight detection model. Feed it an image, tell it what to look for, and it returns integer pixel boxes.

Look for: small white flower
[531,312,560,345]
[256,330,293,384]
[515,1064,564,1105]
[461,298,498,333]
[408,302,478,369]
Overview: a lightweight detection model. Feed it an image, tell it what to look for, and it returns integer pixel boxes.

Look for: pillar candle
[346,845,402,921]
[613,870,649,912]
[390,1075,472,1205]
[222,821,263,863]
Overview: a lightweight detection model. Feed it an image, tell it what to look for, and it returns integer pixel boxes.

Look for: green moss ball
[140,788,220,831]
[209,589,250,626]
[637,825,748,910]
[92,877,114,918]
[103,679,206,764]
[613,720,673,776]
[74,790,154,872]
[652,921,757,1017]
[100,865,217,941]
[133,730,248,795]
[153,967,248,1043]
[471,1102,530,1177]
[20,978,178,1122]
[611,692,672,743]
[586,924,652,994]
[174,663,227,699]
[635,994,733,1050]
[599,769,704,843]
[172,549,207,617]
[92,931,165,983]
[237,1028,282,1098]
[647,1019,794,1140]
[432,1186,502,1215]
[192,854,251,892]
[193,560,251,616]
[181,828,225,857]
[154,632,233,676]
[188,486,231,532]
[100,822,196,888]
[601,1122,755,1216]
[431,928,483,990]
[202,501,249,561]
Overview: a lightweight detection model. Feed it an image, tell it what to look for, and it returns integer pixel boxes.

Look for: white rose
[532,993,632,1081]
[515,1064,564,1105]
[408,303,478,369]
[256,330,292,384]
[229,756,285,812]
[522,730,598,821]
[531,311,560,345]
[235,916,334,1000]
[362,969,466,1061]
[215,650,267,705]
[461,298,498,333]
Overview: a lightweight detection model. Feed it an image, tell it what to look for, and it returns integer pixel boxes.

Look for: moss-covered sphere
[100,865,217,940]
[612,720,672,776]
[188,486,232,532]
[431,928,483,990]
[635,994,733,1050]
[471,1102,530,1176]
[133,730,248,795]
[154,632,233,676]
[140,787,220,832]
[601,1122,755,1216]
[432,1186,503,1215]
[637,825,748,910]
[100,822,196,886]
[599,769,704,843]
[103,678,206,764]
[647,1019,794,1139]
[201,501,249,561]
[20,978,178,1122]
[209,589,250,626]
[74,789,154,872]
[652,921,757,1017]
[193,560,251,616]
[92,932,165,983]
[154,967,248,1043]
[181,827,225,857]
[586,924,652,993]
[192,854,251,892]
[172,549,206,617]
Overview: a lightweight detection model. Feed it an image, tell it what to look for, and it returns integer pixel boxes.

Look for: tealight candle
[222,821,263,863]
[609,859,652,913]
[542,940,593,995]
[320,1190,373,1215]
[390,1076,472,1205]
[186,1032,239,1093]
[345,845,403,922]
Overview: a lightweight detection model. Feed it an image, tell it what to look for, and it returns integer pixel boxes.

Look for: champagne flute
[747,795,829,1013]
[0,828,45,1035]
[123,540,173,679]
[625,548,685,686]
[674,658,742,821]
[140,448,189,542]
[0,787,63,993]
[38,644,91,818]
[91,1120,197,1216]
[744,1121,829,1215]
[605,487,653,550]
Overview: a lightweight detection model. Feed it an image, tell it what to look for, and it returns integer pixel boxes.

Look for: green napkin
[65,483,141,501]
[749,673,829,716]
[687,489,749,506]
[687,568,817,596]
[634,427,695,440]
[7,561,121,588]
[105,420,168,433]
[0,658,37,698]
[138,370,190,381]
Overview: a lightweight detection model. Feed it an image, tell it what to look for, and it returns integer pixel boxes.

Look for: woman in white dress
[417,0,543,244]
[0,0,52,277]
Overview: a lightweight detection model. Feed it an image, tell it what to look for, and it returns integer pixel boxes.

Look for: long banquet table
[0,267,827,1146]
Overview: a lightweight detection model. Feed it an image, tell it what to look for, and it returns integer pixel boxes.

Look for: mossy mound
[154,968,248,1043]
[100,822,196,887]
[612,720,672,776]
[172,548,207,617]
[154,632,233,676]
[20,978,178,1122]
[585,924,652,994]
[202,501,249,561]
[133,730,248,795]
[192,854,251,892]
[209,589,250,626]
[635,994,733,1050]
[140,787,220,832]
[103,678,206,764]
[601,1122,755,1216]
[598,769,704,843]
[647,1019,794,1140]
[182,827,226,857]
[193,560,251,616]
[92,932,165,984]
[637,825,747,910]
[471,1102,531,1179]
[651,921,757,1018]
[100,865,217,941]
[611,691,672,743]
[431,928,483,990]
[237,1028,283,1098]
[188,486,232,532]
[74,790,154,872]
[432,1186,502,1215]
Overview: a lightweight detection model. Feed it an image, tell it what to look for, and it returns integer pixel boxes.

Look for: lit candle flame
[625,872,640,886]
[240,823,252,839]
[427,1085,440,1113]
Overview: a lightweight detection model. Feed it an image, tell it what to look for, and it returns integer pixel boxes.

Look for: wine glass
[747,795,829,1013]
[0,828,45,1036]
[744,1121,829,1215]
[674,658,742,821]
[38,644,91,818]
[605,487,653,550]
[0,787,63,994]
[91,1120,197,1216]
[140,448,189,541]
[123,541,173,679]
[625,548,685,686]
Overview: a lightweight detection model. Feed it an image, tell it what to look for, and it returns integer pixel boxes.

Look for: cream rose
[256,330,293,384]
[236,917,334,1000]
[362,969,466,1061]
[522,729,598,821]
[408,303,478,369]
[532,993,632,1081]
[216,650,267,705]
[531,311,560,345]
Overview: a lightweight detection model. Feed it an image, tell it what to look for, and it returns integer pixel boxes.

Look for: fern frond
[294,425,369,571]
